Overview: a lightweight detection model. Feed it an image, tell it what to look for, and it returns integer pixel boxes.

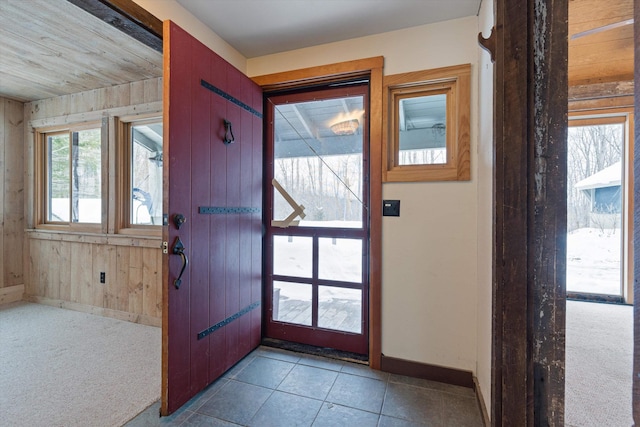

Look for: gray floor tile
[277,364,339,400]
[389,374,475,398]
[442,393,484,427]
[126,347,483,427]
[234,356,295,389]
[297,354,345,371]
[222,353,256,379]
[378,415,427,427]
[382,382,443,425]
[196,380,272,425]
[311,403,379,427]
[325,373,386,413]
[248,390,323,427]
[254,346,302,363]
[184,378,229,412]
[124,401,191,426]
[181,412,242,426]
[340,362,389,381]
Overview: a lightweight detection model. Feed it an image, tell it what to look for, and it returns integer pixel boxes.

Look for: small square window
[383,64,471,182]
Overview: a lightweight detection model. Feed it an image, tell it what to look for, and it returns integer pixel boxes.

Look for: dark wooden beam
[569,81,634,101]
[66,0,163,52]
[530,0,568,424]
[493,0,567,425]
[492,0,531,423]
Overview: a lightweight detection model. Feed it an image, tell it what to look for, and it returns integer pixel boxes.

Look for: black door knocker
[223,119,234,145]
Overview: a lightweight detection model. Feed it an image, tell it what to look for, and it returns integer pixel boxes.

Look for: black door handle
[172,237,188,289]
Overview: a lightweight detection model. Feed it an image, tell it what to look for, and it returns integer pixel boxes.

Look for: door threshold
[261,338,368,365]
[567,292,627,305]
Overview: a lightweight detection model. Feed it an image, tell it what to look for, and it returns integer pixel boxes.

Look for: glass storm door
[265,84,370,355]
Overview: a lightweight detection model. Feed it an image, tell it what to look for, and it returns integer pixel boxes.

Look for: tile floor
[126,346,484,427]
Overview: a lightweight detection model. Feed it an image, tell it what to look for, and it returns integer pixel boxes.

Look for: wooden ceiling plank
[2,1,161,71]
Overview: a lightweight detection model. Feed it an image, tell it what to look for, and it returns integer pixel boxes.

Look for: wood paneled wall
[0,97,25,304]
[23,78,163,326]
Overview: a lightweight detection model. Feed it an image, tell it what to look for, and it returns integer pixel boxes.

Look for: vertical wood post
[493,0,567,424]
[531,0,568,424]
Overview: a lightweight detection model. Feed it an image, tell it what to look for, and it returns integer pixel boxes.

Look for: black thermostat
[383,200,400,216]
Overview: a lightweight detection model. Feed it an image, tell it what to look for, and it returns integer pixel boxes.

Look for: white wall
[249,16,481,373]
[136,0,490,382]
[477,0,495,417]
[132,0,247,73]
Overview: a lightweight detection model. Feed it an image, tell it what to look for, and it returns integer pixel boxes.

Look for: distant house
[575,161,622,228]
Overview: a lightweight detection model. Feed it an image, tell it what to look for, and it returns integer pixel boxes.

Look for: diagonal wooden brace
[271,178,306,228]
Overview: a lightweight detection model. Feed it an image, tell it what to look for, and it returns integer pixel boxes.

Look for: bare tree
[567,123,623,232]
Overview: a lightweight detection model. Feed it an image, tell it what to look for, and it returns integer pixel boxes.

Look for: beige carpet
[0,302,161,427]
[566,300,633,427]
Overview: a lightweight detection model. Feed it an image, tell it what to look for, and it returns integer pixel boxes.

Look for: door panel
[162,21,262,415]
[264,85,370,355]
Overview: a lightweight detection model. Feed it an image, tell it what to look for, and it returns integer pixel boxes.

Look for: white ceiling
[176,0,482,58]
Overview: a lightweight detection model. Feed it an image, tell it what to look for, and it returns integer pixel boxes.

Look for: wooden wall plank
[0,99,6,289]
[142,247,160,318]
[3,98,24,288]
[71,242,93,304]
[93,244,115,308]
[128,247,144,315]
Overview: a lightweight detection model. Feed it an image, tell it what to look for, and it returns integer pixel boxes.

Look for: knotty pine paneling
[22,78,163,325]
[27,239,162,326]
[0,97,24,302]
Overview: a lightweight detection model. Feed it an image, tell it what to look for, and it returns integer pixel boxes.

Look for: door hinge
[162,241,168,254]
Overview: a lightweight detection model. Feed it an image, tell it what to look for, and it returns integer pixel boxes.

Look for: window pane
[567,123,624,295]
[318,237,362,283]
[72,129,102,223]
[273,95,364,229]
[273,235,312,278]
[131,123,163,225]
[48,134,70,222]
[272,281,312,326]
[398,94,447,165]
[318,286,361,333]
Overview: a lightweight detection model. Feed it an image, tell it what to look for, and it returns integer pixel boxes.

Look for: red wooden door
[161,21,263,415]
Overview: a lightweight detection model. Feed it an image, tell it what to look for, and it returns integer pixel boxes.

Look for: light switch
[383,200,400,216]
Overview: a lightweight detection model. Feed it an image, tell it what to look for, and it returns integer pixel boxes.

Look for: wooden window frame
[116,114,163,237]
[383,64,471,182]
[568,108,635,303]
[34,120,106,233]
[252,56,384,369]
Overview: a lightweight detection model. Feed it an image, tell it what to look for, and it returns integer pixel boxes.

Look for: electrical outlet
[100,272,105,283]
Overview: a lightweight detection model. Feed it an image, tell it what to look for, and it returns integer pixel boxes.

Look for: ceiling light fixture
[330,119,359,136]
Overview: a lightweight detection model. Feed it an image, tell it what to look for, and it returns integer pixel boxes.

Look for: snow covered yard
[567,227,621,295]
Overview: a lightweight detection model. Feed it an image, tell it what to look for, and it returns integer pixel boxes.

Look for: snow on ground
[567,227,621,295]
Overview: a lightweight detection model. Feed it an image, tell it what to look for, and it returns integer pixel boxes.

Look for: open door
[161,21,263,415]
